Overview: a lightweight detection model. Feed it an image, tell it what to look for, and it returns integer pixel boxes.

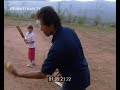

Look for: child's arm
[23,38,27,44]
[23,37,34,44]
[25,33,35,44]
[25,40,35,44]
[24,33,35,44]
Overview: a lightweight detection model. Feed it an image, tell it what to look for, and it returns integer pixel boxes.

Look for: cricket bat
[54,81,62,87]
[16,26,24,38]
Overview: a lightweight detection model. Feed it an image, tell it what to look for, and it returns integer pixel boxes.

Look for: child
[35,20,40,29]
[24,25,35,68]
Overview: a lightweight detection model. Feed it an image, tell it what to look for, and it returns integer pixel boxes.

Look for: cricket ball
[5,62,13,72]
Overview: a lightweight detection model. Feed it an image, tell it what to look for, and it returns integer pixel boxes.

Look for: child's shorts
[28,48,35,60]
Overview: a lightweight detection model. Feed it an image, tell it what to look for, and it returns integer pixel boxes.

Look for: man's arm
[18,71,47,79]
[41,40,65,75]
[12,68,47,79]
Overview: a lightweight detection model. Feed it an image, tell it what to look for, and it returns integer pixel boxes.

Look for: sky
[105,0,116,1]
[49,0,116,2]
[49,0,95,1]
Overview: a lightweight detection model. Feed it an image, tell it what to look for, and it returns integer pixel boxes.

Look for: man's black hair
[36,6,61,29]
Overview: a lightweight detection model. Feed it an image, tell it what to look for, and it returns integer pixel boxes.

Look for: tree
[67,5,72,23]
[4,0,11,16]
[94,15,101,26]
[78,15,87,25]
[30,13,36,19]
[56,1,65,21]
[57,1,62,16]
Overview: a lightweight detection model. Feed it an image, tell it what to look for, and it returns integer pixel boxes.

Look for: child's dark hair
[28,25,33,30]
[36,6,61,29]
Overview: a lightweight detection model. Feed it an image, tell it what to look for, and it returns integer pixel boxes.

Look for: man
[9,6,90,90]
[24,25,36,68]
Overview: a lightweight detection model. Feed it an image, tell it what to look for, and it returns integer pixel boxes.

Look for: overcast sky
[49,0,116,2]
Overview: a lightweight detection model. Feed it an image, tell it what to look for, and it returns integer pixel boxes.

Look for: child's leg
[29,48,35,65]
[28,48,33,63]
[27,48,35,67]
[32,60,35,65]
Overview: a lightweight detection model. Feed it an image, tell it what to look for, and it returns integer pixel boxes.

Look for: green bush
[30,13,36,19]
[78,16,86,25]
[4,11,11,17]
[94,15,101,26]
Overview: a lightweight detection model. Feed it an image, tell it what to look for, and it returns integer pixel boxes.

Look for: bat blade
[54,82,62,87]
[16,26,24,38]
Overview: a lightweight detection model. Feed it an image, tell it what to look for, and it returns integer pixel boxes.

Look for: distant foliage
[4,1,116,29]
[108,22,116,28]
[4,11,12,17]
[57,2,66,21]
[30,13,36,19]
[110,24,116,28]
[4,11,23,19]
[78,16,86,25]
[94,15,102,26]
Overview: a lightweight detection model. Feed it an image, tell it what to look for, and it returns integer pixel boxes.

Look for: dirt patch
[4,19,116,90]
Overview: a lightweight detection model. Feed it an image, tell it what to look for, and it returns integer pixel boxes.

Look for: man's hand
[5,62,19,77]
[7,67,47,79]
[11,68,19,76]
[5,62,47,79]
